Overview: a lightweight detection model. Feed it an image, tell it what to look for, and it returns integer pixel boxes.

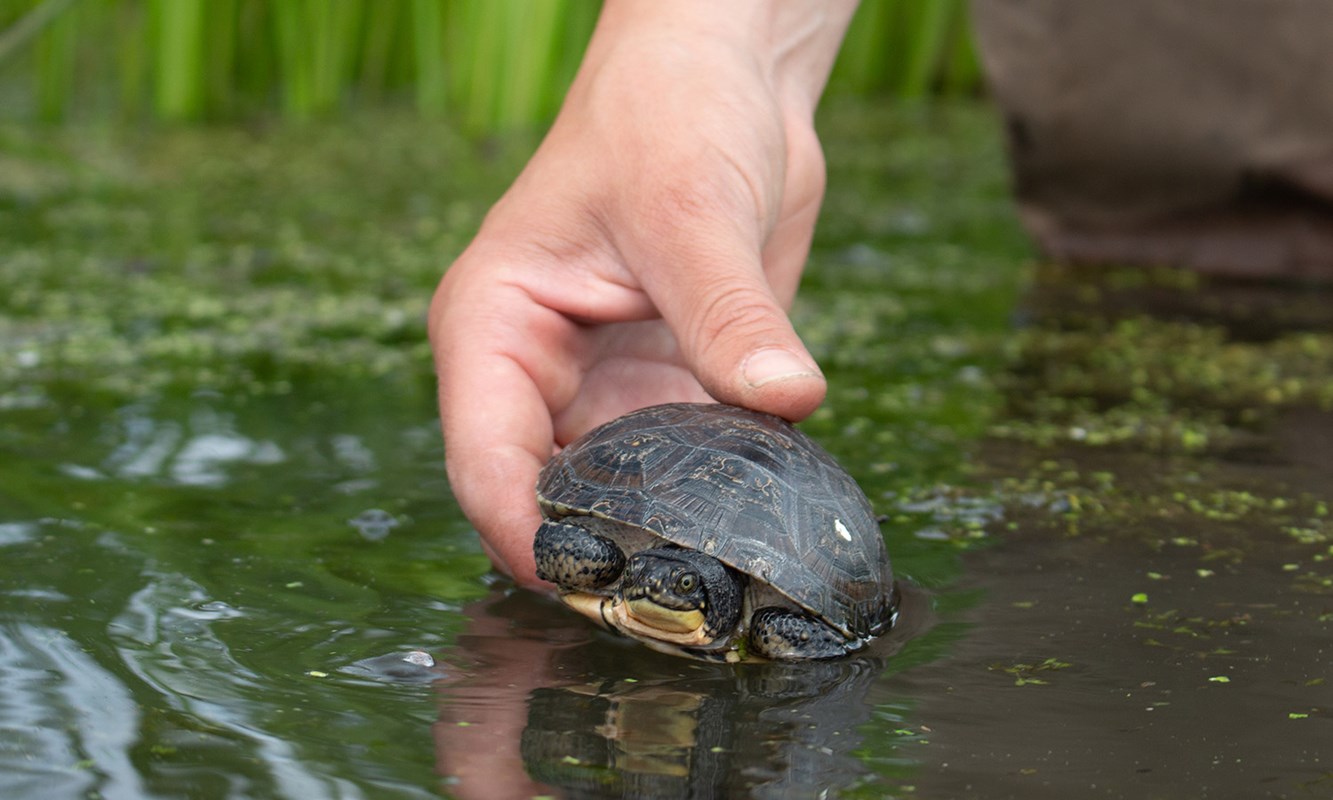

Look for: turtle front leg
[749,607,853,661]
[534,520,626,592]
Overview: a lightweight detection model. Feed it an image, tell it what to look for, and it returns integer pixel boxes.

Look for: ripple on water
[0,624,147,798]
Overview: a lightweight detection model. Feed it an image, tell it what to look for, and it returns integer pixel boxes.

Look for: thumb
[677,271,827,421]
[618,192,827,421]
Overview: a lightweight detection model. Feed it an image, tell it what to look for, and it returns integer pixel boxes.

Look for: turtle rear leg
[534,520,626,592]
[749,607,853,661]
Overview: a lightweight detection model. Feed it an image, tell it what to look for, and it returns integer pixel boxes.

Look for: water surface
[2,104,1330,799]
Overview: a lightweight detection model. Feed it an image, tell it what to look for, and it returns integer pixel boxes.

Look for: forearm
[583,0,860,114]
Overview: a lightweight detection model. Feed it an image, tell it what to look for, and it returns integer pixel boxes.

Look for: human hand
[429,1,858,587]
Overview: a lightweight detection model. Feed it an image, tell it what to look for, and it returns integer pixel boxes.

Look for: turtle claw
[534,521,626,591]
[749,607,851,661]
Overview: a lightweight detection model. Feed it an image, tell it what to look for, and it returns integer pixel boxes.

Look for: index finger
[429,266,579,589]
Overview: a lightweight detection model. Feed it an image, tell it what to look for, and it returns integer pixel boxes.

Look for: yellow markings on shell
[625,598,706,634]
[835,518,853,542]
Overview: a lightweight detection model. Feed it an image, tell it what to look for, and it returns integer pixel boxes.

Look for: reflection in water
[348,508,402,542]
[0,381,469,799]
[0,509,450,800]
[422,587,934,799]
[0,624,146,798]
[100,400,285,486]
[520,661,880,798]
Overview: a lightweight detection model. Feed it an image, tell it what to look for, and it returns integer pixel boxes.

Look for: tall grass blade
[452,0,505,130]
[499,0,564,128]
[271,0,312,119]
[33,0,79,121]
[307,0,361,114]
[899,0,961,98]
[150,0,207,120]
[548,0,598,115]
[356,0,399,101]
[0,0,79,67]
[412,0,447,116]
[943,10,983,95]
[113,0,148,120]
[831,0,899,95]
[202,0,238,118]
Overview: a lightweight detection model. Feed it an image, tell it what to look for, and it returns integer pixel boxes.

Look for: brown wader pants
[971,0,1333,280]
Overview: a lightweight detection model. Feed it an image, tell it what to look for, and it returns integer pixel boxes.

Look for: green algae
[0,114,521,396]
[990,656,1072,686]
[993,316,1333,455]
[992,262,1333,453]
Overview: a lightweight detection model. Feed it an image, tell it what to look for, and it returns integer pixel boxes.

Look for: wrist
[584,0,859,115]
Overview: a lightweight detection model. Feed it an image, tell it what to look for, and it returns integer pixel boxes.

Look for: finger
[611,164,827,422]
[430,264,576,589]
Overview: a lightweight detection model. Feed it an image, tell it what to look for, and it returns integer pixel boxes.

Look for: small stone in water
[344,650,441,682]
[402,650,434,668]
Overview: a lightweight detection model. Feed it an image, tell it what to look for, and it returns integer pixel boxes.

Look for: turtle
[533,402,898,662]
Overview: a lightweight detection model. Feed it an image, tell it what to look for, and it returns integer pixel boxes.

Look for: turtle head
[534,520,746,659]
[610,547,743,648]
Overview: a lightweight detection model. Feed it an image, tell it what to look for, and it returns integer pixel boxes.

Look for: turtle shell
[536,402,895,640]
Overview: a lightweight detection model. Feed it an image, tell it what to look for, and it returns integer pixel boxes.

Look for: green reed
[831,0,979,98]
[1,0,980,129]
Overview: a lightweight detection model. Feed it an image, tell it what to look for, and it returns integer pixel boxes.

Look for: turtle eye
[675,572,699,594]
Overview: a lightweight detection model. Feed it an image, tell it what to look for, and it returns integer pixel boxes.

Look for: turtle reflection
[520,652,886,798]
[428,586,929,797]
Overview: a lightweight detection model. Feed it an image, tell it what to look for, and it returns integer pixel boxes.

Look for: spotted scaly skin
[534,521,624,591]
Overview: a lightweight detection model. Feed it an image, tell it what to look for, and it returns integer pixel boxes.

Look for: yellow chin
[559,593,715,648]
[625,598,705,634]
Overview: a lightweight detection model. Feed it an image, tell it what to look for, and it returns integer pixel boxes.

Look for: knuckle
[687,275,784,356]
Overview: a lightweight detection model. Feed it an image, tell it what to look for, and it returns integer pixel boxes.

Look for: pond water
[2,104,1330,799]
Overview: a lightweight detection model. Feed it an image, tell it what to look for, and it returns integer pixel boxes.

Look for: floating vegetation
[993,318,1333,455]
[990,657,1072,686]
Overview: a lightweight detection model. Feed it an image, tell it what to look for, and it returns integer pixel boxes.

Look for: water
[2,104,1331,799]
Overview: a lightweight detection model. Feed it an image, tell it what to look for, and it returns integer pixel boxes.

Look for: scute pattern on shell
[536,403,895,639]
